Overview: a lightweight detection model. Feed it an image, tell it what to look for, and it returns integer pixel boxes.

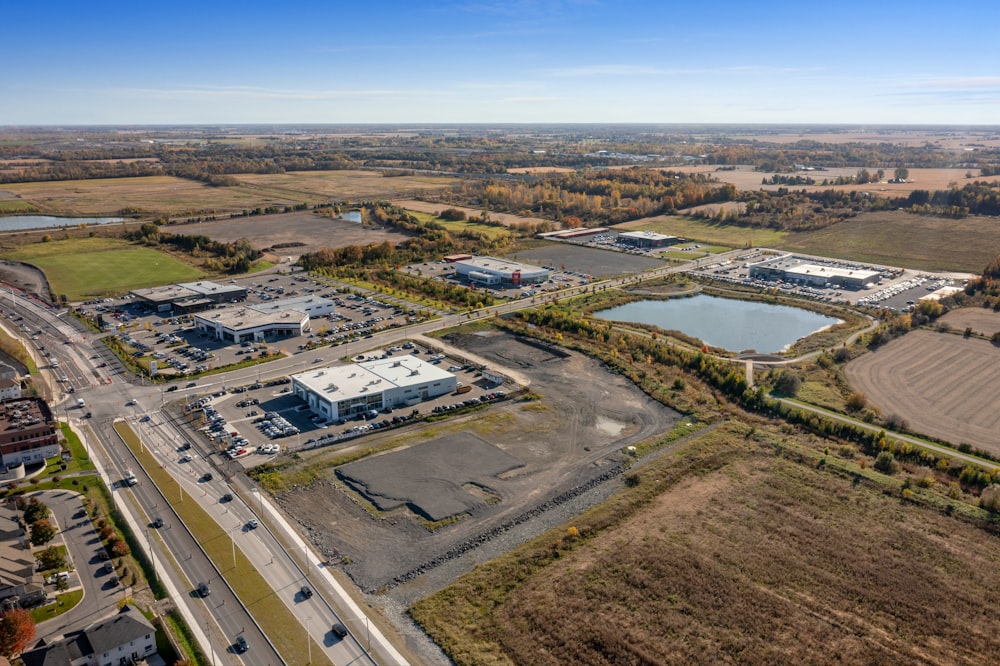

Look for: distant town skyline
[5,0,999,125]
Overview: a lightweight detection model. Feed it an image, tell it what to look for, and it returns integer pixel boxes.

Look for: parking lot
[178,340,509,464]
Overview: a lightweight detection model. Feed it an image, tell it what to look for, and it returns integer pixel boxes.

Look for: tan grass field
[394,199,551,228]
[412,421,1000,665]
[0,175,297,217]
[844,319,1000,453]
[237,170,457,200]
[744,128,1000,149]
[506,166,575,174]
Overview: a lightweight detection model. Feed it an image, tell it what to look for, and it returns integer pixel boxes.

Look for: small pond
[594,295,841,353]
[0,215,124,231]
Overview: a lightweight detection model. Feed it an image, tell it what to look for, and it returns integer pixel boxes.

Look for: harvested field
[845,324,1000,453]
[937,308,1000,337]
[673,164,981,197]
[237,170,457,200]
[0,175,299,217]
[412,422,1000,666]
[509,243,664,278]
[780,210,1000,273]
[274,329,680,596]
[394,199,551,228]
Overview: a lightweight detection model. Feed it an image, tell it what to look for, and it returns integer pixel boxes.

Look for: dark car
[300,585,313,599]
[220,493,233,503]
[331,623,348,639]
[152,517,164,528]
[235,636,249,653]
[201,472,213,482]
[166,385,179,392]
[97,550,110,561]
[197,581,210,597]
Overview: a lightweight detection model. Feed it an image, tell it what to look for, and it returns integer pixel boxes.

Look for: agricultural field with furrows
[845,318,1000,454]
[411,421,1000,666]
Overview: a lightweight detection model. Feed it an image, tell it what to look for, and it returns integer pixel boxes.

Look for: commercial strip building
[194,307,310,344]
[749,255,882,290]
[617,230,680,248]
[292,357,457,421]
[0,398,59,469]
[130,281,247,314]
[452,256,549,287]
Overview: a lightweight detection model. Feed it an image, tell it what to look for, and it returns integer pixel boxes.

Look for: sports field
[3,237,204,300]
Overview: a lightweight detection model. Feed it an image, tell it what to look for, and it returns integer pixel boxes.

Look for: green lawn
[3,237,204,300]
[30,589,83,622]
[406,209,513,240]
[615,215,787,248]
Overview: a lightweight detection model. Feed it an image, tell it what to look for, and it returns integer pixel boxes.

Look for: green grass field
[0,200,39,213]
[615,215,787,249]
[406,210,512,240]
[3,237,204,299]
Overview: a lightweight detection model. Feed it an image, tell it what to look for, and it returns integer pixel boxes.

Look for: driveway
[33,489,128,642]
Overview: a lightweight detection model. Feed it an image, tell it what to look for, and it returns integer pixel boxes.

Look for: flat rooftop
[0,398,51,432]
[249,295,335,315]
[785,264,881,281]
[618,230,677,241]
[456,256,546,274]
[132,280,244,303]
[293,356,454,397]
[197,307,307,330]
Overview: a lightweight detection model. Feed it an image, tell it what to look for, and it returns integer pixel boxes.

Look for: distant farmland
[238,170,458,201]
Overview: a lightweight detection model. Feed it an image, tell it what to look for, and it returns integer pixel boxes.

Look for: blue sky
[5,0,999,125]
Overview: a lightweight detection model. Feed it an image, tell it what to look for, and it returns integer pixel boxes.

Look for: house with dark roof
[0,503,45,610]
[22,604,156,666]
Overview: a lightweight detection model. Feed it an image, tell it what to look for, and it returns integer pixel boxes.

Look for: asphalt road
[34,489,128,639]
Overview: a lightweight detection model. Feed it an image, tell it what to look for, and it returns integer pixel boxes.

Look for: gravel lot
[277,329,680,596]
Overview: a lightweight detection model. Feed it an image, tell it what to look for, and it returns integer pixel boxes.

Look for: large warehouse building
[292,357,457,421]
[749,256,882,290]
[453,256,548,287]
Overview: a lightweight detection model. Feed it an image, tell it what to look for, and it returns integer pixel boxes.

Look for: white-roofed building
[292,356,457,420]
[453,256,548,287]
[194,307,309,344]
[617,230,679,248]
[249,295,336,319]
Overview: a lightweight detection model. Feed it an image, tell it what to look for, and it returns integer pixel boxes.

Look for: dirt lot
[165,211,414,261]
[275,329,680,597]
[844,318,1000,453]
[510,243,664,278]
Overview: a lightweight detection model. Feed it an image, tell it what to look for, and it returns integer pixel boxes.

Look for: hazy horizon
[6,0,999,125]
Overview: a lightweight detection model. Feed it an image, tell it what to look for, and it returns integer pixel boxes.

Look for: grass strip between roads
[115,422,331,666]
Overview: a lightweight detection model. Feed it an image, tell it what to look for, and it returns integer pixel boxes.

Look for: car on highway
[166,385,178,392]
[300,585,312,599]
[235,636,249,653]
[220,493,233,503]
[331,622,348,639]
[152,517,164,528]
[126,399,137,406]
[180,454,192,463]
[246,518,258,529]
[197,581,210,597]
[201,472,213,482]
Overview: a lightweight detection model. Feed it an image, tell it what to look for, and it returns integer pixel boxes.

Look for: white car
[126,399,137,406]
[180,454,193,463]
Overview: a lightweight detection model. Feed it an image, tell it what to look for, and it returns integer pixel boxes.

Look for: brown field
[675,165,982,197]
[394,199,551,228]
[412,421,1000,665]
[935,308,1000,337]
[780,210,1000,273]
[165,211,413,260]
[740,128,1000,149]
[236,170,458,200]
[678,200,746,216]
[0,175,300,217]
[844,320,1000,453]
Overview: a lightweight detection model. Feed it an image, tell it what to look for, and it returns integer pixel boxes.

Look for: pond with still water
[0,215,124,231]
[594,295,841,353]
